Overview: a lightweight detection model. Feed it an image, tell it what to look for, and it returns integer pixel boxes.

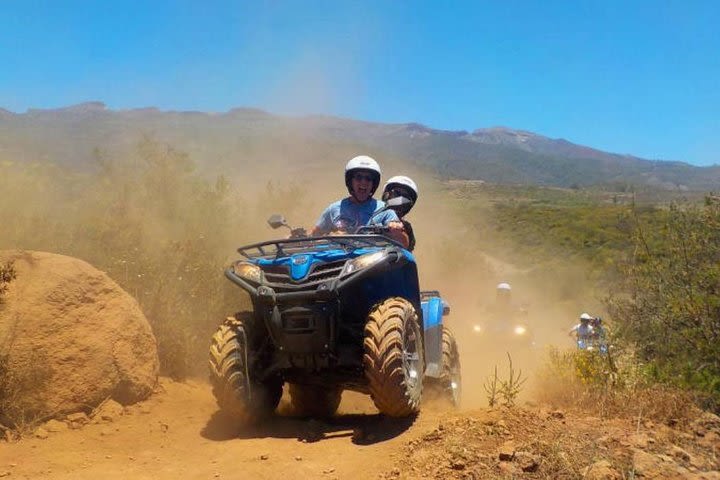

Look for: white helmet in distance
[580,312,593,321]
[496,282,511,291]
[345,155,381,195]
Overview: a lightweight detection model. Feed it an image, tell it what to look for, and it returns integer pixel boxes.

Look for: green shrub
[607,199,720,408]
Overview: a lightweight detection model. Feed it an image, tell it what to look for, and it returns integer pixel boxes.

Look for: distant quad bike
[209,197,461,422]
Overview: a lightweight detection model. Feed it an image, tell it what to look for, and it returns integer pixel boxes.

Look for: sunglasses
[352,173,375,182]
[386,187,410,198]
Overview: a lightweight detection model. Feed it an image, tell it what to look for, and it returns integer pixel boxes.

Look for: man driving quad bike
[310,155,409,248]
[209,156,461,423]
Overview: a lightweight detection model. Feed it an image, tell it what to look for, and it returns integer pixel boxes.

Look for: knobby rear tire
[441,325,462,407]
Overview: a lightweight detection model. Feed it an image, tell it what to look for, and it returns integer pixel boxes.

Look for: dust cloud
[221,148,598,409]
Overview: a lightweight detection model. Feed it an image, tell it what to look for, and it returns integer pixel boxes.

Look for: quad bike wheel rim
[402,317,422,389]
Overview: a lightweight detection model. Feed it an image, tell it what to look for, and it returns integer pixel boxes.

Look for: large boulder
[0,250,159,420]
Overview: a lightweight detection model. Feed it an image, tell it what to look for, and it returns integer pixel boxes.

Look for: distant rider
[381,175,419,251]
[569,312,594,349]
[590,316,608,353]
[484,282,520,332]
[311,156,409,248]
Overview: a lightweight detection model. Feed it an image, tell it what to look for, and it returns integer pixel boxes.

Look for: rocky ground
[1,378,718,479]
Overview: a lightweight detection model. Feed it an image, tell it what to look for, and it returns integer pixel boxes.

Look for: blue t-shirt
[315,197,399,234]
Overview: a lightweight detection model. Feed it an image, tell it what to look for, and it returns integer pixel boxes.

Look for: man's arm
[312,204,334,236]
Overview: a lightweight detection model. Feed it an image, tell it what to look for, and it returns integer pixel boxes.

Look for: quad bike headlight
[513,325,527,336]
[233,262,263,283]
[340,250,387,277]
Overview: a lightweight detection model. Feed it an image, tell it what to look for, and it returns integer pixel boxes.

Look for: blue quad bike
[209,198,461,422]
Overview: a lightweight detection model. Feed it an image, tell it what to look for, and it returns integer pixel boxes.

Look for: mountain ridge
[0,102,717,190]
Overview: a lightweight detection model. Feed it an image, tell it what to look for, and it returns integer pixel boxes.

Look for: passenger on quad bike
[569,312,595,350]
[382,175,418,252]
[310,155,409,248]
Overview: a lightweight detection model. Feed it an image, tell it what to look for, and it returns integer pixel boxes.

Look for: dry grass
[534,346,702,427]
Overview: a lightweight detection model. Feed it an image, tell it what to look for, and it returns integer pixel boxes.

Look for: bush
[0,261,16,302]
[0,138,262,379]
[607,199,720,408]
[536,346,700,424]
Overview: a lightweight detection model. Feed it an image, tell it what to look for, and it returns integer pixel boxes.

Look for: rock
[515,452,540,473]
[498,441,515,461]
[93,399,125,423]
[550,410,565,419]
[34,427,49,439]
[630,432,654,448]
[43,419,68,433]
[0,251,159,421]
[497,461,519,475]
[583,459,621,480]
[632,449,693,479]
[260,454,269,460]
[66,412,89,429]
[698,431,719,449]
[670,445,691,462]
[322,468,335,474]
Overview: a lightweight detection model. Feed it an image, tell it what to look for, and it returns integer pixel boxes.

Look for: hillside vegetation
[444,182,720,409]
[2,131,719,412]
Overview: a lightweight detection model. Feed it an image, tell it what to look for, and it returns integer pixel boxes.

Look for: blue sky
[1,1,718,165]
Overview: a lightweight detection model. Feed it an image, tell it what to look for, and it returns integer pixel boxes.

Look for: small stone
[34,428,49,439]
[550,410,565,419]
[670,445,691,462]
[67,412,89,425]
[322,468,335,474]
[93,400,125,423]
[629,433,651,448]
[0,472,10,477]
[516,452,540,473]
[260,454,269,460]
[43,419,68,433]
[295,456,302,461]
[583,459,621,480]
[498,461,519,475]
[105,455,112,460]
[498,441,515,461]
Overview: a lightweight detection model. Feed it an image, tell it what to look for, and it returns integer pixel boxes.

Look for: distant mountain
[0,102,718,190]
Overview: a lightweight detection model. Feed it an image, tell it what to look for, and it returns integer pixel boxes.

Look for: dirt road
[0,378,446,480]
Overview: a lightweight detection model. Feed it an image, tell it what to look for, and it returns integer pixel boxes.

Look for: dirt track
[0,378,446,480]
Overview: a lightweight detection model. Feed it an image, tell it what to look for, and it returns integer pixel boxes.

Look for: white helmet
[383,175,419,204]
[345,155,381,195]
[580,312,593,321]
[496,282,511,291]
